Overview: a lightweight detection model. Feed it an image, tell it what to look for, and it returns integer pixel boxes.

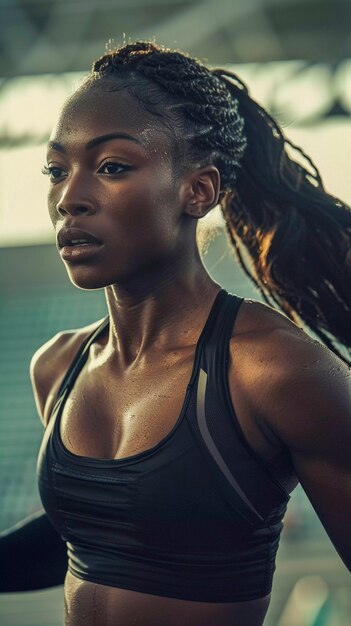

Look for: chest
[59,350,195,460]
[56,342,297,492]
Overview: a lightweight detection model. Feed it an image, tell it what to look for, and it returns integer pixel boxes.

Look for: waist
[64,570,271,626]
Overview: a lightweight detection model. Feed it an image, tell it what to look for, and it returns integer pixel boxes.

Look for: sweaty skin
[32,83,351,625]
[63,570,271,626]
[36,296,290,626]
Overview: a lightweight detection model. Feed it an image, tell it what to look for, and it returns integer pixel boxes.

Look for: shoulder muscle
[29,318,105,427]
[252,321,351,570]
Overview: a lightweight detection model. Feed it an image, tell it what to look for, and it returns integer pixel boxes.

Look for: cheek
[47,194,57,225]
[47,183,67,225]
[107,172,179,245]
[107,197,173,260]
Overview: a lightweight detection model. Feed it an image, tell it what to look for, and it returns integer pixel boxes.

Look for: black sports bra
[37,289,291,602]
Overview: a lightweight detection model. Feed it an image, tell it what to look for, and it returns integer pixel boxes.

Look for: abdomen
[63,571,271,626]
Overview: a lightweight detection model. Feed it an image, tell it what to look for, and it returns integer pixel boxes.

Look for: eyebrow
[47,132,143,153]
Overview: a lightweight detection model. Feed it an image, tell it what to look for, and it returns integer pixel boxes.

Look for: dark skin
[30,85,351,626]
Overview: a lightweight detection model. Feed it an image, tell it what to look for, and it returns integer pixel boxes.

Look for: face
[45,85,189,290]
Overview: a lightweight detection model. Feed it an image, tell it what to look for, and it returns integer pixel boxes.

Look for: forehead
[50,87,174,154]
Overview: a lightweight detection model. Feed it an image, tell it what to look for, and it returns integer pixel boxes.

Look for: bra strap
[51,315,109,415]
[50,291,227,419]
[188,292,290,526]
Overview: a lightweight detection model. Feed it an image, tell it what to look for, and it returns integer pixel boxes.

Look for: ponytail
[215,69,351,363]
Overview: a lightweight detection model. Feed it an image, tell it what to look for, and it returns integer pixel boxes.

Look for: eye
[98,161,131,175]
[41,165,67,182]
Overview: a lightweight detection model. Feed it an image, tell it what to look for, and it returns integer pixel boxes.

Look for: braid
[91,42,247,186]
[88,41,351,364]
[214,68,351,362]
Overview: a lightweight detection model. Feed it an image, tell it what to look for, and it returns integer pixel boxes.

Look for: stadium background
[1,1,350,624]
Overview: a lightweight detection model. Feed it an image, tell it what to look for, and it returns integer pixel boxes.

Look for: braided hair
[83,41,351,364]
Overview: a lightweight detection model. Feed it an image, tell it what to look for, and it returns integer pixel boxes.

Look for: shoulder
[231,299,351,570]
[232,296,305,339]
[230,297,351,442]
[228,297,307,417]
[30,317,106,427]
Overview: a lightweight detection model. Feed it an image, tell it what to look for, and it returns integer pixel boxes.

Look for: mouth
[57,226,103,248]
[57,227,104,262]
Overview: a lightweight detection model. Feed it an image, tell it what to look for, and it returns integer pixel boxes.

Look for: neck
[101,255,220,368]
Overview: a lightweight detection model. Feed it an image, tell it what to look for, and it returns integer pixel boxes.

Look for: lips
[57,227,103,248]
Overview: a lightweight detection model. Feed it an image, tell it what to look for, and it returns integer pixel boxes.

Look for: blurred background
[0,0,350,624]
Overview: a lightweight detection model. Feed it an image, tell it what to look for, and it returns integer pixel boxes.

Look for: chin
[65,267,114,291]
[64,263,139,291]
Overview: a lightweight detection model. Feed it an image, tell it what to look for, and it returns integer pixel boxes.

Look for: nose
[56,175,96,217]
[57,203,95,217]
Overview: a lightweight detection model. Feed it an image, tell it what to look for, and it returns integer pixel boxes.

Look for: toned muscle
[33,294,351,626]
[32,298,299,485]
[31,297,307,626]
[230,300,351,573]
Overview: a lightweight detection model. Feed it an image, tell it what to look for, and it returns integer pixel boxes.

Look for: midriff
[64,571,271,626]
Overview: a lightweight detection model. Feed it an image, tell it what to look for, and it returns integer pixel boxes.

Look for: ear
[180,165,220,219]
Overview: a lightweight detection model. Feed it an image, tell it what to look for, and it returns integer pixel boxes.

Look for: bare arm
[257,327,351,570]
[0,334,71,592]
[1,320,106,591]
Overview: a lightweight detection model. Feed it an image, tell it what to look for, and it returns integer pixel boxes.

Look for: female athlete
[1,41,351,626]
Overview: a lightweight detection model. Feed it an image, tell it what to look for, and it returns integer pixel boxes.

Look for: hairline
[77,73,212,177]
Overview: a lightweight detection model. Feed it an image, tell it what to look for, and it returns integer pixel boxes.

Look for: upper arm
[258,328,351,570]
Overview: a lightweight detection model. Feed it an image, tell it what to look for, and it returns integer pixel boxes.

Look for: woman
[1,41,351,626]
